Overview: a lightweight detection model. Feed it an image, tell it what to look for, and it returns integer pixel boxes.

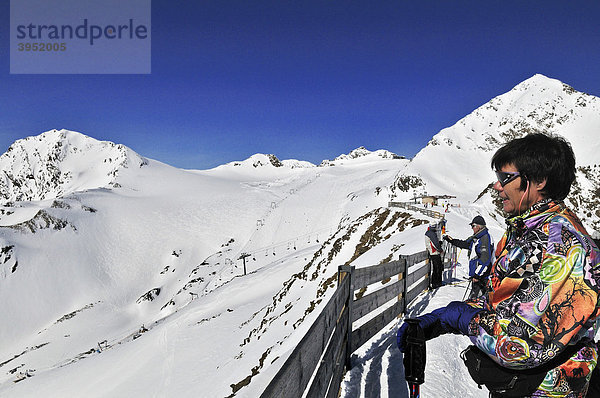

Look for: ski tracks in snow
[156,323,175,397]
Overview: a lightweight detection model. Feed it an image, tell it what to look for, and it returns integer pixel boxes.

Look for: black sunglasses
[495,170,521,187]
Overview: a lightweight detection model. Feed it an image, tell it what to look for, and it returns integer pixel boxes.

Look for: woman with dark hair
[490,132,576,212]
[397,133,599,397]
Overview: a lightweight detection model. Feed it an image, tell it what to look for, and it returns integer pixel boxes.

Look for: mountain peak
[0,129,147,204]
[520,73,557,84]
[220,153,315,170]
[406,74,600,230]
[320,147,404,166]
[510,73,566,93]
[417,74,598,156]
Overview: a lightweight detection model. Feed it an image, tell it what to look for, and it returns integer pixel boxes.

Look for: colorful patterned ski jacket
[466,199,600,397]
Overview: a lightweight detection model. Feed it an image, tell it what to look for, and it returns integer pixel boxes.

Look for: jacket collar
[472,226,489,240]
[505,198,563,237]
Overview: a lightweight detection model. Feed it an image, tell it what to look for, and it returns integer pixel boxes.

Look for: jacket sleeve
[424,235,435,255]
[476,233,491,269]
[467,220,599,369]
[447,236,472,250]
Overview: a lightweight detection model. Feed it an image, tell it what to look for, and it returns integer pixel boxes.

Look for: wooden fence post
[346,265,354,370]
[400,256,408,315]
[338,265,354,370]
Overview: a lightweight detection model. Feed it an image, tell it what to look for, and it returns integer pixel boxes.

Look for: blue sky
[2,1,600,169]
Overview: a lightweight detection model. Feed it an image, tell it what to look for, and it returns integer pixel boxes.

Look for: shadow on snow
[341,287,445,398]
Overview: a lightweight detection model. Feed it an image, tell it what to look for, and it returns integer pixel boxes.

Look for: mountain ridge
[0,129,148,205]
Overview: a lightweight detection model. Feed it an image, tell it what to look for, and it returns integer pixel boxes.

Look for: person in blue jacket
[443,215,493,298]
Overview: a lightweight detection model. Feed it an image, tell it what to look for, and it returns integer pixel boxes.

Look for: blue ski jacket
[446,227,493,277]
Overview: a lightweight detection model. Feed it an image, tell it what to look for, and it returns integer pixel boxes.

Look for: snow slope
[0,130,417,397]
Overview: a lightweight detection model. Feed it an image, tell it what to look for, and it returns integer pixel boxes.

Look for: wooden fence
[388,201,445,219]
[260,227,456,398]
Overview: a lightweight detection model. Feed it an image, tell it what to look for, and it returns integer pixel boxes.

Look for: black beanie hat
[470,215,486,226]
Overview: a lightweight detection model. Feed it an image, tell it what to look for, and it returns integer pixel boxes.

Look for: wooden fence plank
[326,335,348,398]
[406,277,430,305]
[305,305,349,398]
[341,266,354,369]
[260,276,350,398]
[405,262,430,287]
[351,279,403,322]
[352,260,405,290]
[350,299,404,353]
[403,251,428,267]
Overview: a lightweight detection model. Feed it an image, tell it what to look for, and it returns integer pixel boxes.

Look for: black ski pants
[429,254,443,288]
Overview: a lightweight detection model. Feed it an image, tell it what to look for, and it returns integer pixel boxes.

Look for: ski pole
[452,248,461,279]
[403,319,426,398]
[462,279,472,301]
[410,383,420,398]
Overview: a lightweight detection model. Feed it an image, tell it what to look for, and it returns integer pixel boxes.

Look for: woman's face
[493,163,545,215]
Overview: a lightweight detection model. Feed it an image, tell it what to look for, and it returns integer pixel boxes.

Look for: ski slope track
[0,74,599,397]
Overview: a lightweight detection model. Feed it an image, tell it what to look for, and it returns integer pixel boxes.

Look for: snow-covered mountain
[0,129,148,204]
[395,74,600,231]
[0,74,599,398]
[320,146,405,167]
[0,129,416,397]
[219,153,315,169]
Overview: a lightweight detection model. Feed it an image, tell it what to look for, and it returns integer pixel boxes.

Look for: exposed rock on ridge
[0,129,148,204]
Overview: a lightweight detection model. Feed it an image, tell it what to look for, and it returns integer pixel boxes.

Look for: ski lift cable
[241,222,339,252]
[240,222,341,257]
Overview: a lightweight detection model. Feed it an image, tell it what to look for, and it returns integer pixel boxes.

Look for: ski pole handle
[403,319,426,385]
